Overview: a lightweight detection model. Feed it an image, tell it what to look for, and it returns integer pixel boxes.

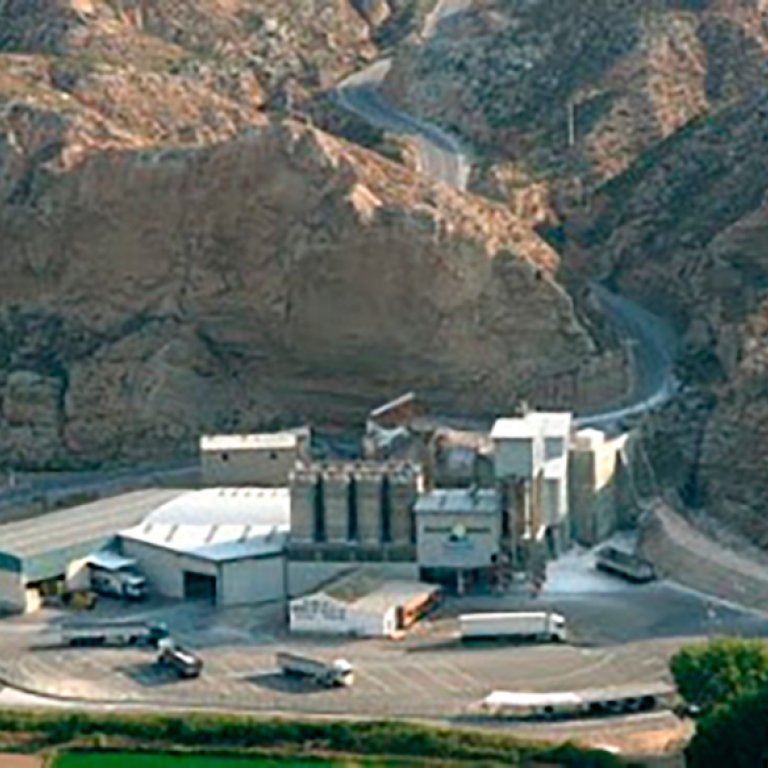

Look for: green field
[52,754,405,767]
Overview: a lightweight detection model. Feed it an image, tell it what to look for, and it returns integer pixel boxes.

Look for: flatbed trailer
[59,620,168,648]
[479,682,676,720]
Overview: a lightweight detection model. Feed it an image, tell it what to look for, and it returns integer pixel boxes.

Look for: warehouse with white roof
[119,487,290,605]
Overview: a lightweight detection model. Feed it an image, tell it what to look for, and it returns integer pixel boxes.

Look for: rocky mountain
[371,0,768,547]
[0,112,622,466]
[570,90,768,546]
[11,0,768,559]
[0,0,633,467]
[385,0,768,207]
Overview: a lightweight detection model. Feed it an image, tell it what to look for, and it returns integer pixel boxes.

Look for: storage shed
[200,430,309,487]
[289,568,439,638]
[119,487,290,606]
[0,489,184,613]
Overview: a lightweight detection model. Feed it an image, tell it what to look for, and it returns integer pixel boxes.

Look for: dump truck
[459,611,568,643]
[59,620,169,648]
[595,546,656,583]
[156,638,203,679]
[276,651,354,688]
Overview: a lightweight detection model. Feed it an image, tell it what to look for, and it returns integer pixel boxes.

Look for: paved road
[575,284,679,429]
[0,461,198,523]
[335,1,679,428]
[335,60,471,189]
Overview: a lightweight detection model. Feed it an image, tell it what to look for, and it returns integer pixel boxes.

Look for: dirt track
[0,755,43,767]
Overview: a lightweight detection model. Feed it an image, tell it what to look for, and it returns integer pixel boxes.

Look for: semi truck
[87,553,147,601]
[459,611,568,643]
[595,546,656,583]
[156,638,203,679]
[276,652,354,688]
[59,620,169,648]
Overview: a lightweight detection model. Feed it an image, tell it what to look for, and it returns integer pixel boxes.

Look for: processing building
[0,406,634,613]
[0,485,291,613]
[287,460,423,595]
[414,487,503,592]
[491,411,572,557]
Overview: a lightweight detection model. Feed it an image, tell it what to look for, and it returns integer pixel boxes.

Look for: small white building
[120,487,290,606]
[491,411,572,553]
[200,430,309,487]
[289,568,439,638]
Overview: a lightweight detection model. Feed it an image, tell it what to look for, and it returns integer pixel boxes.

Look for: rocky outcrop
[384,0,768,203]
[0,118,621,465]
[568,85,768,544]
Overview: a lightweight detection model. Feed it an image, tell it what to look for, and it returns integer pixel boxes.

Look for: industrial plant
[0,394,633,637]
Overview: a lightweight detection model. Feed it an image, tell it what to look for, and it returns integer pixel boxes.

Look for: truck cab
[157,638,203,679]
[329,659,355,687]
[548,613,568,642]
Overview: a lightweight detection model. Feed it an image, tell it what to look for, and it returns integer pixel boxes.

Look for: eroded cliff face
[0,118,618,466]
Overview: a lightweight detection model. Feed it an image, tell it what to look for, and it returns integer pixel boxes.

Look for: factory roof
[291,460,421,479]
[490,418,538,440]
[414,488,499,516]
[86,550,138,571]
[534,413,572,438]
[119,487,290,562]
[369,391,418,419]
[200,431,301,452]
[0,489,186,561]
[301,568,438,612]
[142,487,289,527]
[491,412,572,441]
[572,427,606,449]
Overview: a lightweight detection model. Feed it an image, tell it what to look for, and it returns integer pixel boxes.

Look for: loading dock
[183,571,217,603]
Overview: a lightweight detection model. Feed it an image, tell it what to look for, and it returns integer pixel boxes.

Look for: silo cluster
[288,461,422,554]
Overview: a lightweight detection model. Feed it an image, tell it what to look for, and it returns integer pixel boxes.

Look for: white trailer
[276,652,354,688]
[459,611,567,643]
[59,620,169,647]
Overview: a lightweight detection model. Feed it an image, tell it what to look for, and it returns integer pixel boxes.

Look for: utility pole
[567,100,576,148]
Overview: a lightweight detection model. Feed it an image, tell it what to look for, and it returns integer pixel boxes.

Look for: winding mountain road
[335,1,678,427]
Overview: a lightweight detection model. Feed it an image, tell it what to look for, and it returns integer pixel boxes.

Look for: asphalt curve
[334,1,679,428]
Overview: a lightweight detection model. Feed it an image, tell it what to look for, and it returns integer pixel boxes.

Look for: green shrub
[670,637,768,714]
[0,709,625,766]
[686,685,768,768]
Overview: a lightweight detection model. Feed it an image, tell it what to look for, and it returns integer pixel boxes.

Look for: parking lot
[1,546,767,725]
